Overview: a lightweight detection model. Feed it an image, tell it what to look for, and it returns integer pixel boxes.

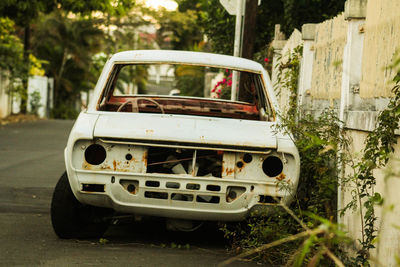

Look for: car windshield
[98,63,274,121]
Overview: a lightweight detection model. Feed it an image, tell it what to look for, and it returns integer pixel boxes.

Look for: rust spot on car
[101,164,112,170]
[224,167,235,177]
[82,161,92,170]
[142,150,148,166]
[145,129,154,135]
[276,173,286,181]
[113,160,117,171]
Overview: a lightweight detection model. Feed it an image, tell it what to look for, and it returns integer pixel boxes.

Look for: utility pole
[239,0,258,102]
[241,0,258,60]
[220,0,260,101]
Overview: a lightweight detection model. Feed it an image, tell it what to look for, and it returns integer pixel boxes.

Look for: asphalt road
[0,120,260,267]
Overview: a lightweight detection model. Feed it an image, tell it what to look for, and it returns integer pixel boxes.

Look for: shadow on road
[104,218,227,249]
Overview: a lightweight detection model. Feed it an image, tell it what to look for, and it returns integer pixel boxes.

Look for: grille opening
[262,156,283,177]
[84,144,106,165]
[146,147,222,177]
[127,184,136,193]
[171,193,194,201]
[259,195,281,204]
[82,184,105,192]
[166,182,180,189]
[145,191,168,199]
[186,183,200,190]
[120,180,139,194]
[226,186,246,203]
[196,195,220,204]
[206,185,221,192]
[145,180,160,187]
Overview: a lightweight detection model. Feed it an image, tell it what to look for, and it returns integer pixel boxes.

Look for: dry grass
[0,114,42,125]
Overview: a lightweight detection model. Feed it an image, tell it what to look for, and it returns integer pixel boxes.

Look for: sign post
[219,0,245,101]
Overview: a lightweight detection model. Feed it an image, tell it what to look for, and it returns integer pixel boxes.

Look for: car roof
[109,50,264,72]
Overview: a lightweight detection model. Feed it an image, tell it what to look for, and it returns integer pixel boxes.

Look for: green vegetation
[220,46,351,266]
[2,1,400,265]
[175,65,204,97]
[0,17,25,78]
[34,12,104,117]
[0,0,346,117]
[176,0,345,59]
[220,47,400,266]
[341,50,400,265]
[0,0,133,117]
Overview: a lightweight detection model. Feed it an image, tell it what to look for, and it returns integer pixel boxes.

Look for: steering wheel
[117,97,165,114]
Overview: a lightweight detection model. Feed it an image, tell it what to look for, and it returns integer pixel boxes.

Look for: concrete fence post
[338,0,367,224]
[299,24,316,110]
[340,0,367,124]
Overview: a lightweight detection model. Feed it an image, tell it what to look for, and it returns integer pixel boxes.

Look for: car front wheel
[51,172,113,239]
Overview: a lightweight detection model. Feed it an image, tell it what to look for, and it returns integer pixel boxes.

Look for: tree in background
[1,0,347,118]
[0,0,134,115]
[0,0,56,112]
[182,0,345,60]
[0,17,26,107]
[281,0,346,35]
[150,3,207,97]
[152,6,204,51]
[0,17,25,81]
[33,12,104,119]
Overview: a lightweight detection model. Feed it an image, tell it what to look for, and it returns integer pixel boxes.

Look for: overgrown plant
[275,45,302,120]
[222,45,400,267]
[221,45,353,266]
[277,45,352,224]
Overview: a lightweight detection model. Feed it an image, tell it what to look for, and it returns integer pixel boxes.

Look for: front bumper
[71,170,286,221]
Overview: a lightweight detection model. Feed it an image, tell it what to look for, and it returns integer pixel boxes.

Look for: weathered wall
[0,73,11,118]
[360,0,400,98]
[0,73,52,118]
[310,14,348,101]
[27,76,52,118]
[271,0,400,265]
[342,130,400,266]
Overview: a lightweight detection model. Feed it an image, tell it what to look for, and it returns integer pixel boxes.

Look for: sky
[144,0,178,10]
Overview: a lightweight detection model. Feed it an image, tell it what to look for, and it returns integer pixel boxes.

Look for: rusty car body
[51,50,300,238]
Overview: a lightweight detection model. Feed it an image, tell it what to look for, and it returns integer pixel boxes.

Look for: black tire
[51,172,113,239]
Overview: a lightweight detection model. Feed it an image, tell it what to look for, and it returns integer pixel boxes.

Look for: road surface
[0,120,259,266]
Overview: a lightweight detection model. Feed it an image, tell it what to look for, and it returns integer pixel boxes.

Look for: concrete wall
[271,0,400,265]
[343,131,400,266]
[311,14,348,101]
[27,76,51,118]
[0,73,52,118]
[360,1,400,98]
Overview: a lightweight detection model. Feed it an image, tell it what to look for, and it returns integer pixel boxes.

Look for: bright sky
[144,0,178,10]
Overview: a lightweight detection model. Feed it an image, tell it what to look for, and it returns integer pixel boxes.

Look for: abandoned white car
[51,50,300,238]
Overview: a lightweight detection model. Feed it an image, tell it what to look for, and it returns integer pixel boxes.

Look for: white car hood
[93,113,277,149]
